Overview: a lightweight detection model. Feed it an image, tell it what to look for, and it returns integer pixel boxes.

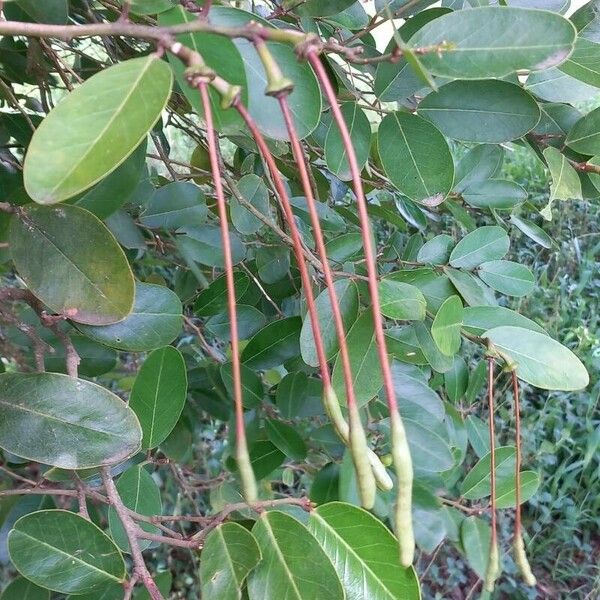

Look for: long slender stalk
[198,80,257,503]
[511,371,537,587]
[278,95,390,494]
[306,49,414,564]
[484,358,500,592]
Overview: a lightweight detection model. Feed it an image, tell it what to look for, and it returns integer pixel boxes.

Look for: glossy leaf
[413,321,454,373]
[510,215,553,248]
[308,502,420,600]
[24,56,172,203]
[462,179,527,210]
[461,446,516,499]
[14,0,68,24]
[0,372,141,469]
[477,260,535,297]
[194,271,250,316]
[526,67,598,103]
[242,317,302,370]
[454,144,504,193]
[460,516,490,579]
[177,225,246,268]
[221,362,264,409]
[325,102,371,181]
[445,268,497,307]
[485,326,589,390]
[449,226,509,270]
[44,334,117,377]
[126,0,176,15]
[378,112,454,205]
[0,577,50,600]
[108,465,162,552]
[411,7,576,79]
[294,0,356,16]
[559,38,600,88]
[542,146,583,218]
[417,234,454,265]
[8,510,125,594]
[495,471,541,509]
[378,278,427,321]
[566,105,600,155]
[247,511,344,600]
[200,523,261,600]
[431,295,463,356]
[141,182,207,229]
[230,174,271,235]
[129,346,187,449]
[300,279,359,367]
[404,418,454,472]
[10,204,135,325]
[419,80,540,143]
[265,419,307,461]
[444,356,468,402]
[332,310,384,407]
[462,306,546,336]
[77,282,182,351]
[206,304,266,342]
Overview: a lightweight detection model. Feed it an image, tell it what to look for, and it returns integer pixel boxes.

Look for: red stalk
[198,81,256,502]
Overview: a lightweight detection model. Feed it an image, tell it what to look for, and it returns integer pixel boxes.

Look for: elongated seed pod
[484,541,501,592]
[347,402,377,509]
[323,386,393,491]
[513,534,537,587]
[198,80,257,503]
[390,408,414,566]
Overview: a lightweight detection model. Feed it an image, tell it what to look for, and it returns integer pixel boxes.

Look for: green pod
[390,409,415,567]
[348,403,376,510]
[513,534,537,587]
[236,442,258,503]
[323,387,393,491]
[484,541,501,592]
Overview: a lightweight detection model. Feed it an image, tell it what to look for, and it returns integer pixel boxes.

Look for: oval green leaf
[8,510,125,594]
[247,511,344,600]
[449,226,509,270]
[485,326,589,391]
[129,346,187,450]
[410,7,576,79]
[462,179,527,210]
[241,317,302,370]
[10,204,135,325]
[141,181,207,229]
[265,419,307,461]
[0,372,142,468]
[24,56,172,203]
[0,577,50,600]
[477,260,535,297]
[431,295,463,356]
[308,502,420,600]
[77,282,182,351]
[378,279,427,321]
[418,80,540,143]
[378,112,454,205]
[200,522,261,600]
[462,306,546,336]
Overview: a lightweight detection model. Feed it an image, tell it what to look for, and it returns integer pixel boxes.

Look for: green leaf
[466,414,490,458]
[454,144,504,193]
[247,511,344,600]
[0,372,141,469]
[8,510,125,594]
[495,471,541,509]
[477,260,535,297]
[462,179,527,210]
[276,372,323,419]
[541,146,583,218]
[449,226,509,269]
[132,572,172,600]
[265,419,307,461]
[526,67,598,104]
[413,321,454,373]
[108,465,162,552]
[460,516,490,579]
[308,502,420,600]
[325,102,371,181]
[246,440,285,480]
[159,6,247,133]
[0,577,50,600]
[141,182,207,229]
[194,271,250,316]
[378,279,427,321]
[444,356,468,402]
[431,295,463,356]
[77,282,182,351]
[300,279,359,368]
[129,346,187,450]
[221,362,264,409]
[510,215,553,249]
[256,246,290,284]
[209,6,322,140]
[177,225,246,268]
[200,523,261,600]
[332,310,384,407]
[404,418,454,472]
[445,268,497,307]
[293,0,356,16]
[566,105,600,155]
[10,204,135,325]
[418,80,540,143]
[24,56,172,203]
[485,326,589,391]
[460,446,516,499]
[126,0,177,15]
[310,464,340,505]
[462,306,546,336]
[378,112,454,205]
[391,361,444,422]
[410,7,576,79]
[417,234,454,265]
[230,174,271,235]
[242,317,302,370]
[206,305,266,342]
[559,38,600,88]
[45,334,117,378]
[74,138,147,219]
